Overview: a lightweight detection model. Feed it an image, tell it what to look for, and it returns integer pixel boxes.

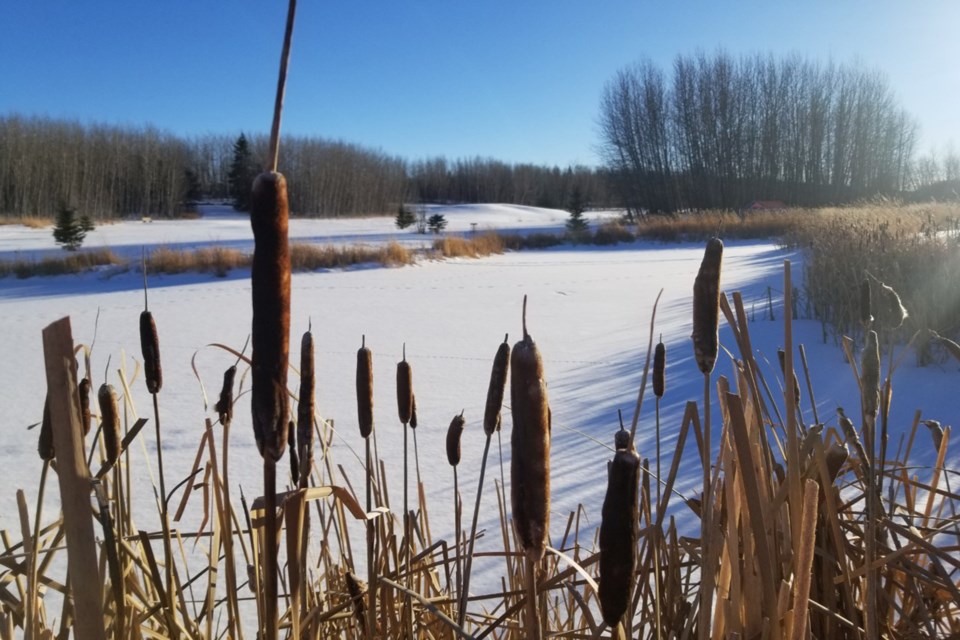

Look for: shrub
[395,204,416,230]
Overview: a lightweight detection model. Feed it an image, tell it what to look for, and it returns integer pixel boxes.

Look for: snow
[0,203,957,616]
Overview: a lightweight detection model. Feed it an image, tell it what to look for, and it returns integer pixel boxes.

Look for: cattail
[923,420,944,453]
[344,571,368,634]
[867,273,908,330]
[139,310,162,394]
[825,442,848,483]
[38,395,54,461]
[409,395,418,429]
[98,383,121,466]
[510,297,551,563]
[692,238,723,374]
[861,330,880,418]
[860,278,873,326]
[78,377,91,436]
[397,347,413,425]
[297,330,315,482]
[356,337,373,439]
[484,335,511,436]
[653,339,666,398]
[599,427,640,628]
[250,171,291,462]
[215,365,237,426]
[287,421,299,482]
[446,412,465,467]
[931,331,960,364]
[777,348,801,405]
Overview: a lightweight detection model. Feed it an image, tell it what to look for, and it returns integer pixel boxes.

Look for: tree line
[0,115,611,219]
[598,52,928,214]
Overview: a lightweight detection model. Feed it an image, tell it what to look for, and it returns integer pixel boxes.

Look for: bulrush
[484,335,510,436]
[356,337,373,439]
[38,396,54,461]
[297,330,315,486]
[215,366,237,426]
[653,339,666,399]
[250,171,291,462]
[139,311,162,394]
[78,378,91,436]
[692,238,723,375]
[396,346,413,425]
[599,427,640,628]
[861,330,881,418]
[510,296,551,563]
[98,383,121,466]
[446,412,465,467]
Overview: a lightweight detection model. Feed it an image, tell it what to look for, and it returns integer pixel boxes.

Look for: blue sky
[2,1,957,166]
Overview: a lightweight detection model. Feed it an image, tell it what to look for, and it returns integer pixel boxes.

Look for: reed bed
[0,248,122,278]
[4,237,960,639]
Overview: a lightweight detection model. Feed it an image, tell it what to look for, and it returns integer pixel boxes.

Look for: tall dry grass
[0,248,123,278]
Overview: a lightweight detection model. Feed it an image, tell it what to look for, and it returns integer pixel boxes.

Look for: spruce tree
[53,207,87,251]
[565,185,589,234]
[395,204,416,229]
[427,213,448,234]
[228,133,255,211]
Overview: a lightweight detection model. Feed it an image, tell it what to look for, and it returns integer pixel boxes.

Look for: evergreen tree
[427,213,448,234]
[565,185,589,233]
[52,207,87,250]
[395,204,416,229]
[228,133,256,211]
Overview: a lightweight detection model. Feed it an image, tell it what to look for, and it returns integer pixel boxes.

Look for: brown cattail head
[98,383,121,466]
[653,338,666,398]
[614,425,631,451]
[483,335,511,436]
[38,395,55,461]
[287,420,299,482]
[250,171,291,462]
[599,427,641,627]
[344,571,367,634]
[409,394,418,430]
[446,412,465,467]
[78,377,91,436]
[777,348,801,406]
[861,330,881,418]
[215,365,237,426]
[139,310,162,394]
[825,442,848,483]
[396,347,413,425]
[510,296,551,563]
[297,330,315,482]
[860,278,873,326]
[867,273,908,330]
[356,337,373,439]
[692,237,723,375]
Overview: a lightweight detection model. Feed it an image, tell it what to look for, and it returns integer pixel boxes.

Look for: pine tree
[53,207,87,251]
[395,204,416,230]
[565,185,589,234]
[228,133,256,211]
[427,213,448,234]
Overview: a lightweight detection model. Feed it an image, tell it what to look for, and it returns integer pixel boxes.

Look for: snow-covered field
[1,204,956,589]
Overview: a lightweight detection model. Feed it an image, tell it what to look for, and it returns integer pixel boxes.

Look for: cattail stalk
[653,336,665,510]
[510,296,550,640]
[599,427,640,630]
[396,345,415,638]
[446,412,465,608]
[458,335,510,626]
[356,336,376,638]
[692,237,721,640]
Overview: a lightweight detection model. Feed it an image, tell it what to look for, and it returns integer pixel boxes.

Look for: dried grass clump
[0,248,123,279]
[290,241,413,270]
[592,221,636,245]
[146,246,249,276]
[0,215,52,228]
[433,233,505,258]
[635,209,806,242]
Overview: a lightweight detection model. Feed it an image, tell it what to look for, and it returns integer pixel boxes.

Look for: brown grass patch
[0,248,123,278]
[635,209,806,241]
[433,233,505,258]
[0,216,53,228]
[290,240,413,270]
[146,246,249,276]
